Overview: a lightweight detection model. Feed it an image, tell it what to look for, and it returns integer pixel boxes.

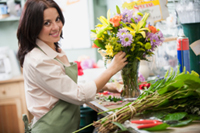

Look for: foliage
[91,6,164,63]
[73,68,200,133]
[106,95,122,102]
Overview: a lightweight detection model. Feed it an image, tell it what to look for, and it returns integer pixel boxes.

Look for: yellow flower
[96,10,112,38]
[145,42,151,49]
[105,44,114,57]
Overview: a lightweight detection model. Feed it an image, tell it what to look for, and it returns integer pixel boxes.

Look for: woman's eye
[56,17,61,22]
[44,21,50,26]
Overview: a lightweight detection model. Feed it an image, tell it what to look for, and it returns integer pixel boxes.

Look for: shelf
[15,0,21,2]
[0,0,21,3]
[0,15,20,22]
[0,0,7,3]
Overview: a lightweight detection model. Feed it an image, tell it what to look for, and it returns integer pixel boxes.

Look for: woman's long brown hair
[17,0,65,67]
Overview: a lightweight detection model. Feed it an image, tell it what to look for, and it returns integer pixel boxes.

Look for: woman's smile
[50,31,59,37]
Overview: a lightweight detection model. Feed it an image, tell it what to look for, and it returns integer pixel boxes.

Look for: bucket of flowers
[91,6,164,101]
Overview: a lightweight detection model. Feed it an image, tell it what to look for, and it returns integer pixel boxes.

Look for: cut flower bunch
[91,6,164,62]
[73,68,200,133]
[91,69,200,133]
[91,4,165,100]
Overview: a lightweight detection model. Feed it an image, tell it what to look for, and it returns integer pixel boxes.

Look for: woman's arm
[94,51,127,93]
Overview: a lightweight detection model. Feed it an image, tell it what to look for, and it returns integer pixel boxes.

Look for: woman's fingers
[107,51,128,75]
[119,52,126,58]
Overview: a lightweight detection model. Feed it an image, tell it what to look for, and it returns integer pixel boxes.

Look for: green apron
[23,47,80,133]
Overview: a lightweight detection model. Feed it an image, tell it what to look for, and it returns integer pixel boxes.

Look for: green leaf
[187,114,200,120]
[143,123,169,131]
[112,122,127,131]
[131,18,135,23]
[116,5,121,14]
[156,99,169,108]
[94,39,105,49]
[164,112,187,121]
[164,69,169,79]
[191,70,199,77]
[196,88,200,96]
[119,21,127,27]
[184,80,200,88]
[173,91,197,99]
[150,111,169,119]
[91,29,96,33]
[175,73,200,84]
[170,119,193,127]
[158,80,183,95]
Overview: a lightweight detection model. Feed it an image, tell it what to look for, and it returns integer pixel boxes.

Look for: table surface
[86,93,200,133]
[0,75,24,84]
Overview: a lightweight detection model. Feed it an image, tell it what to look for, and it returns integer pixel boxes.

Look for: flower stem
[72,123,93,133]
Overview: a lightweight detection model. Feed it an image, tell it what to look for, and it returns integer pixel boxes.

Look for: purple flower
[80,59,94,69]
[157,31,165,43]
[138,72,145,82]
[151,34,160,45]
[121,8,134,23]
[133,15,142,23]
[146,32,163,51]
[120,33,133,47]
[117,28,128,39]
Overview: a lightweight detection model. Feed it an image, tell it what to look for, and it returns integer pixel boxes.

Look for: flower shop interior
[0,0,200,133]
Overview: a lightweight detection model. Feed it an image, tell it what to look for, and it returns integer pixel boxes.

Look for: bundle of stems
[93,69,200,133]
[73,68,200,133]
[94,89,198,132]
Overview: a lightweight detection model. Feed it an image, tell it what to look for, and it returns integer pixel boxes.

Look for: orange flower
[148,24,158,34]
[92,43,99,48]
[109,15,122,27]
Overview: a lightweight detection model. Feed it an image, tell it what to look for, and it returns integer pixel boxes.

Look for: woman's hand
[103,82,122,93]
[95,51,127,93]
[107,51,128,75]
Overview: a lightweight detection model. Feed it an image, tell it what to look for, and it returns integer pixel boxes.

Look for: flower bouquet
[91,6,164,100]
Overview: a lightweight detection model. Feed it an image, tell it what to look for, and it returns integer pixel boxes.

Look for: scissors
[131,119,163,129]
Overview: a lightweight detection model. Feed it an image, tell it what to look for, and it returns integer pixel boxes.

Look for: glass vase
[121,60,141,101]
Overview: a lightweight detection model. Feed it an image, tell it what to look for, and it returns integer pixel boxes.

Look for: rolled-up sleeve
[28,57,97,105]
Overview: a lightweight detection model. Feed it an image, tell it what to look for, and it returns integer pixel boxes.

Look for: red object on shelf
[131,119,162,129]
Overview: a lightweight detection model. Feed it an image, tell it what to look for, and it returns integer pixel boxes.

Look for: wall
[106,0,123,16]
[0,21,19,50]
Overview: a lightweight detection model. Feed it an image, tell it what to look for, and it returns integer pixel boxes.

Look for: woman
[17,0,127,133]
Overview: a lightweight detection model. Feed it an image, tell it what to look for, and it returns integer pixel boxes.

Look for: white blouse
[23,39,97,125]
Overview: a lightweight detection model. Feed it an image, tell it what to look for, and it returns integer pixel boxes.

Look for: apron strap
[36,45,66,67]
[22,114,31,133]
[54,58,65,66]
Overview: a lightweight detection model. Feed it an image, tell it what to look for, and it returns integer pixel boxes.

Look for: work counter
[86,93,200,133]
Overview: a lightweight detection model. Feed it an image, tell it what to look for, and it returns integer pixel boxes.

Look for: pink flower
[80,59,95,70]
[74,61,84,76]
[138,72,145,82]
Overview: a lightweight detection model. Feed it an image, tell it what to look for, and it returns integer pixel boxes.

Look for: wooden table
[86,93,200,133]
[0,75,33,133]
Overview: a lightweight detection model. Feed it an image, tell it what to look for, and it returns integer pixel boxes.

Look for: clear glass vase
[121,60,141,101]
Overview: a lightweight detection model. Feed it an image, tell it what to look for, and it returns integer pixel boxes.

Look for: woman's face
[38,7,63,47]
